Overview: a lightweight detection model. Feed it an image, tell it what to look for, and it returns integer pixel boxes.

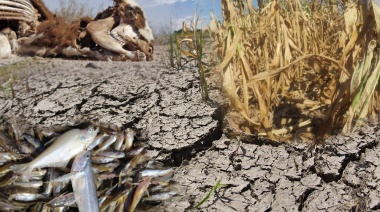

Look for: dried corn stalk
[211,0,380,142]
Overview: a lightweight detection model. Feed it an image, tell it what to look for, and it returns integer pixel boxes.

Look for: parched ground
[1,46,380,211]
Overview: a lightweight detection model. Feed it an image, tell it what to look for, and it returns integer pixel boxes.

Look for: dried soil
[1,46,380,211]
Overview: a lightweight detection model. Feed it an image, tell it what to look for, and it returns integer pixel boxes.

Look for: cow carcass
[0,0,154,61]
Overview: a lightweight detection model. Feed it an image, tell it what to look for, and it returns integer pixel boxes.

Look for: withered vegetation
[210,0,380,142]
[55,0,98,23]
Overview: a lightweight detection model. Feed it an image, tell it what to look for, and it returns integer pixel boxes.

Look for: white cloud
[171,16,193,30]
[142,0,190,6]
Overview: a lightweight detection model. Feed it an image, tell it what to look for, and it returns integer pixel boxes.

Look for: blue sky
[44,0,222,32]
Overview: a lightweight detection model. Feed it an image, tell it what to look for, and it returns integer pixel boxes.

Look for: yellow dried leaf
[216,30,242,72]
[223,65,260,127]
[209,11,219,32]
[372,0,380,39]
[343,40,380,133]
[344,2,358,35]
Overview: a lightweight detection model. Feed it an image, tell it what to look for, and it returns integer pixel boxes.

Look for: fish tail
[11,163,33,182]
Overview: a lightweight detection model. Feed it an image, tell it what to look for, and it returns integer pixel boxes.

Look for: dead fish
[23,133,45,153]
[0,153,25,163]
[93,135,117,155]
[142,191,177,204]
[15,140,37,155]
[11,126,98,182]
[43,168,60,197]
[0,173,18,187]
[139,168,174,179]
[96,150,125,158]
[0,163,13,178]
[128,176,151,212]
[46,192,76,208]
[91,156,117,164]
[0,131,20,154]
[125,147,146,158]
[124,128,135,152]
[12,181,43,189]
[22,134,42,149]
[92,162,120,173]
[71,150,99,212]
[97,172,117,181]
[87,133,108,151]
[0,201,24,211]
[119,155,147,177]
[113,132,124,151]
[29,202,46,212]
[99,181,132,211]
[17,169,47,182]
[8,192,46,202]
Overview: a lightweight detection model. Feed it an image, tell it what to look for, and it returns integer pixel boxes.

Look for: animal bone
[117,0,154,43]
[0,33,11,58]
[0,0,40,28]
[86,16,139,61]
[86,0,154,61]
[1,27,18,52]
[110,23,153,61]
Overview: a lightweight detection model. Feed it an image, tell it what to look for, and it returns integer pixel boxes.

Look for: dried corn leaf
[223,65,260,126]
[343,40,380,133]
[344,2,358,35]
[216,30,242,72]
[373,0,380,39]
[213,0,379,142]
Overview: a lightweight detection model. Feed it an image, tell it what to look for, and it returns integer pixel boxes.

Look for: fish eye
[87,127,93,133]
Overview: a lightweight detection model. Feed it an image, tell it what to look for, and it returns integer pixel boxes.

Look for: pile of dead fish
[0,124,176,211]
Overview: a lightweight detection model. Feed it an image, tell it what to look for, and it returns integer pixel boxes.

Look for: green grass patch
[195,179,227,209]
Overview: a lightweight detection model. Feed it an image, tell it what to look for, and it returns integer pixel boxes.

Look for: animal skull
[86,0,154,61]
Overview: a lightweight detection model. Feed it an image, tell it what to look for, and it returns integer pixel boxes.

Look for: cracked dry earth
[1,46,380,211]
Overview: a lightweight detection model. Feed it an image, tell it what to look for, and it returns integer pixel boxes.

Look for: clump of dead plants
[169,13,209,101]
[210,0,380,142]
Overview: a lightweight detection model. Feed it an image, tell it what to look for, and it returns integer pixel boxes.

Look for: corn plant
[177,12,209,101]
[168,11,209,101]
[210,0,380,142]
[169,34,175,67]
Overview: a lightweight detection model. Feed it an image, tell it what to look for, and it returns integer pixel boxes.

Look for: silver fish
[96,150,125,158]
[124,128,135,152]
[139,168,174,178]
[11,126,98,182]
[93,135,117,155]
[142,191,177,204]
[0,131,20,154]
[46,192,76,207]
[0,201,24,211]
[99,181,132,211]
[8,192,46,202]
[71,150,99,212]
[87,133,108,151]
[128,176,150,212]
[12,181,43,189]
[0,163,13,178]
[0,153,25,163]
[92,162,120,173]
[113,132,124,151]
[91,156,117,164]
